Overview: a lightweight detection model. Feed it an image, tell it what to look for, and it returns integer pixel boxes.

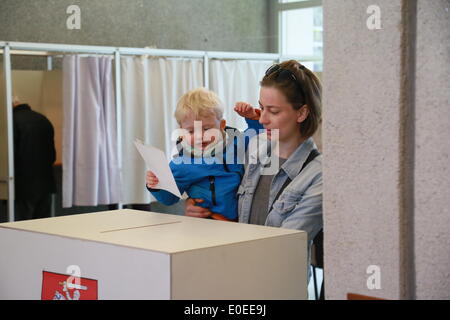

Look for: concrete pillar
[0,61,7,200]
[323,0,415,300]
[323,0,450,300]
[414,0,450,300]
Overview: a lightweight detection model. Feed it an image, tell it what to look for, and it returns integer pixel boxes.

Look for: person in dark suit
[13,97,56,221]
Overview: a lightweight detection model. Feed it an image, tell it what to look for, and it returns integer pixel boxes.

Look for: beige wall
[323,0,450,300]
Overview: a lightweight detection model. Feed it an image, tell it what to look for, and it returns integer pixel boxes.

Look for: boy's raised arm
[233,102,264,138]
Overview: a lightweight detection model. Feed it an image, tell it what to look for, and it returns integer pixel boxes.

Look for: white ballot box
[0,209,307,300]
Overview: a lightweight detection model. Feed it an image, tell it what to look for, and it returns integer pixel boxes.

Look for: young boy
[146,88,257,221]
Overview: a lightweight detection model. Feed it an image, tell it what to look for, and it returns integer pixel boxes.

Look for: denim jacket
[237,136,323,246]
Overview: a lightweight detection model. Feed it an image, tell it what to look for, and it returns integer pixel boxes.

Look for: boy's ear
[220,119,226,130]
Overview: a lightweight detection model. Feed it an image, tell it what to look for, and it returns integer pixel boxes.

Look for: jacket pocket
[237,185,255,219]
[271,191,301,215]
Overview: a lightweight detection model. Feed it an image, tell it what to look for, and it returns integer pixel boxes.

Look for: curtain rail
[0,41,321,62]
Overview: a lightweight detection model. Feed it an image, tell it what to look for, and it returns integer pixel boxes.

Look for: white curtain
[121,57,203,205]
[62,55,120,207]
[209,60,275,131]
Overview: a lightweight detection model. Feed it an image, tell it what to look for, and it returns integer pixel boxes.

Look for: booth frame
[1,40,321,221]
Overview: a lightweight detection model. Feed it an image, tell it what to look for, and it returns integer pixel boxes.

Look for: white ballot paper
[134,139,182,198]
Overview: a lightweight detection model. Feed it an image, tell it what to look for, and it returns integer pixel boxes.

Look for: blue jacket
[148,120,262,220]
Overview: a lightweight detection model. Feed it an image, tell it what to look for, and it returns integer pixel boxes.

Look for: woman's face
[258,86,305,142]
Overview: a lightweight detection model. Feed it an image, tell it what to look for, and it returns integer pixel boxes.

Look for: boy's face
[180,112,226,150]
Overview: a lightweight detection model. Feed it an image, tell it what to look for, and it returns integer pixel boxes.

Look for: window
[277,0,323,72]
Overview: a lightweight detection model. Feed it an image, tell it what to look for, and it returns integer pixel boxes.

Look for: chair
[310,229,324,300]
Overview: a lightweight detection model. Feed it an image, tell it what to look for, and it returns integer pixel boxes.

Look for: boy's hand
[234,102,259,120]
[184,198,212,219]
[146,170,159,189]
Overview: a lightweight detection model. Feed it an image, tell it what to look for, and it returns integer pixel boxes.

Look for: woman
[185,60,323,249]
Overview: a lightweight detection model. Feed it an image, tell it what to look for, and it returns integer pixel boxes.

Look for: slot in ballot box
[0,209,307,299]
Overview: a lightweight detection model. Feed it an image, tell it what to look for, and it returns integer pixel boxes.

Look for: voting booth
[0,209,307,300]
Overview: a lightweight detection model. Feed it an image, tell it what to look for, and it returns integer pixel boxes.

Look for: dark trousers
[15,194,52,221]
[320,278,325,300]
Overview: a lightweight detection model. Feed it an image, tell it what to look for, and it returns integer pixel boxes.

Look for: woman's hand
[184,198,212,218]
[234,102,259,120]
[146,170,159,189]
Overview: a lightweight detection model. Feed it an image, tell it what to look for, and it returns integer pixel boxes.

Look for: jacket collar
[280,137,317,180]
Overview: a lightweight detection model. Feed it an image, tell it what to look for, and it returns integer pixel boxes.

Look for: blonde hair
[175,87,224,124]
